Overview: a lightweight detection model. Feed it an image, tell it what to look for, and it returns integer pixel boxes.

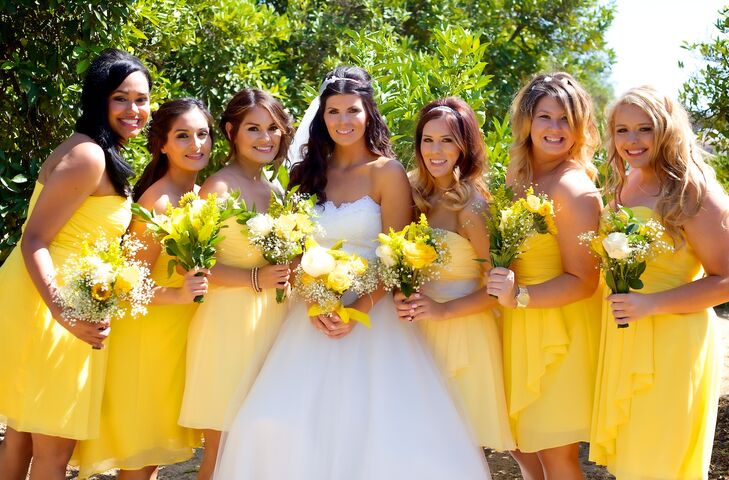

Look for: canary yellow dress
[419,231,515,450]
[590,207,722,480]
[0,181,131,440]
[73,250,202,477]
[179,217,288,430]
[502,233,601,452]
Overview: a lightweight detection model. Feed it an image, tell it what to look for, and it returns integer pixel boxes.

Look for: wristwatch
[515,285,530,308]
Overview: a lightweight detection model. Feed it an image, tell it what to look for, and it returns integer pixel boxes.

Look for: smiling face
[529,95,575,162]
[228,105,283,166]
[420,116,461,186]
[161,108,212,174]
[107,71,151,141]
[323,94,368,147]
[612,103,656,171]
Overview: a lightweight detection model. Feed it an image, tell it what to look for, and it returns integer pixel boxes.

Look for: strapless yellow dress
[590,207,722,479]
[179,217,288,430]
[419,231,515,450]
[73,250,202,477]
[0,181,131,440]
[502,232,601,452]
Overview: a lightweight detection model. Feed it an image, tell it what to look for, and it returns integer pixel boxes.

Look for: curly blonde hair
[409,97,489,215]
[507,72,599,187]
[605,85,718,240]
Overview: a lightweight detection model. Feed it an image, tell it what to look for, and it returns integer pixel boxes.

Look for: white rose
[247,214,274,237]
[602,232,631,260]
[375,244,397,267]
[301,246,336,277]
[190,199,207,216]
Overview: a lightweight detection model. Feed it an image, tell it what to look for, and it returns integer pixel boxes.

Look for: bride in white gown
[214,66,491,480]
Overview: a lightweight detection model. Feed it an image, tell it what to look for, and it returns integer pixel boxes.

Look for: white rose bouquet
[238,187,317,303]
[293,238,377,327]
[54,235,155,325]
[579,206,672,328]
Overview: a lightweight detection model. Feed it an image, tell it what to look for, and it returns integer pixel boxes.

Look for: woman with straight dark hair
[74,98,213,480]
[214,67,491,479]
[0,48,151,480]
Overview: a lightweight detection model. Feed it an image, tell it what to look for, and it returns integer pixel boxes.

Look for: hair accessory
[319,75,359,94]
[429,105,461,118]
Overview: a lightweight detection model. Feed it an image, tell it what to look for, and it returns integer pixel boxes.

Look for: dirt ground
[1,314,727,479]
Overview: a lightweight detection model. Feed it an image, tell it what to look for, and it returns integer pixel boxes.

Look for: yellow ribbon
[307,302,371,328]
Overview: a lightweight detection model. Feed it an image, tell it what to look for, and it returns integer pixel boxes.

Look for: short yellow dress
[419,231,515,450]
[73,250,201,477]
[179,217,288,430]
[502,233,601,452]
[0,181,131,440]
[590,207,722,480]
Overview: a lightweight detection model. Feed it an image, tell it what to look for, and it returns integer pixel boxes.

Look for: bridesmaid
[73,98,214,479]
[486,72,602,480]
[177,88,294,480]
[0,49,150,480]
[394,97,514,452]
[590,86,728,479]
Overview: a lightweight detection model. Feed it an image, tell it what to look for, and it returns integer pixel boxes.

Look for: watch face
[516,287,529,306]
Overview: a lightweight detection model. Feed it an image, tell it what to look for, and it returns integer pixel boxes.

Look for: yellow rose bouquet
[54,236,155,325]
[579,206,672,328]
[131,192,241,302]
[486,185,557,268]
[375,214,449,297]
[238,187,318,303]
[293,239,377,327]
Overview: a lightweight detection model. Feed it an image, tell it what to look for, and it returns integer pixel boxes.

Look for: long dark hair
[289,66,394,203]
[133,98,214,201]
[75,48,151,197]
[219,88,293,169]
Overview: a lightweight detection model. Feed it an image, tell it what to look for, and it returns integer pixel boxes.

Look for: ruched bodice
[315,196,382,261]
[422,231,480,302]
[216,216,267,268]
[510,233,562,285]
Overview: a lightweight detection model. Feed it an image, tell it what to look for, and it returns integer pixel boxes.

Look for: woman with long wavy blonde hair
[486,72,603,480]
[395,97,515,453]
[590,86,728,479]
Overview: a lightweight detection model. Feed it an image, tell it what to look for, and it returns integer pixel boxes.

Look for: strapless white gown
[214,196,491,480]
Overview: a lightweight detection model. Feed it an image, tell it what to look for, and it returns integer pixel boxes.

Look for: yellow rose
[525,194,541,213]
[537,201,553,217]
[114,266,140,293]
[402,241,437,269]
[350,257,368,275]
[275,214,299,239]
[590,235,605,257]
[91,283,113,301]
[326,264,352,292]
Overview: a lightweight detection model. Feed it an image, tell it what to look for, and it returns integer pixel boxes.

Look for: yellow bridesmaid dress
[590,207,722,480]
[0,181,131,440]
[419,231,515,450]
[502,232,601,452]
[73,250,202,477]
[179,217,288,430]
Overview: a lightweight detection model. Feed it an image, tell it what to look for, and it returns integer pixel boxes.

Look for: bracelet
[251,267,261,293]
[368,293,374,310]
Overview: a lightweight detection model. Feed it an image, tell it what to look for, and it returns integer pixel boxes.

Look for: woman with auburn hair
[73,98,214,479]
[590,86,727,479]
[0,48,151,480]
[394,97,514,452]
[177,88,294,480]
[486,72,602,479]
[214,67,490,479]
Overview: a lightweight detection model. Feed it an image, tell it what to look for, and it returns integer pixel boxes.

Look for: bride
[213,66,491,480]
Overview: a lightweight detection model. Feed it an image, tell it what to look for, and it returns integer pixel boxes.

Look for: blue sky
[605,0,725,99]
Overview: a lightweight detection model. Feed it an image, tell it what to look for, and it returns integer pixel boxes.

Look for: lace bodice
[315,196,382,260]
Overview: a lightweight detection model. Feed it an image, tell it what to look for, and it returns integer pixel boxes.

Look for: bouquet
[486,185,557,268]
[54,236,154,325]
[132,192,241,302]
[294,239,377,327]
[579,206,673,328]
[239,187,317,303]
[375,214,449,297]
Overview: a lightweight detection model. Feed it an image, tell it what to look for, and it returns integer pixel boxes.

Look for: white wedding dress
[214,196,491,480]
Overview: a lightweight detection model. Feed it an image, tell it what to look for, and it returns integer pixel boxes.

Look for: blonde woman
[590,86,727,479]
[486,72,602,480]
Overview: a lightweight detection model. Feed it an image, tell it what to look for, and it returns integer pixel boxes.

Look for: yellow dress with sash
[179,217,288,430]
[502,233,601,452]
[590,207,722,479]
[73,251,201,477]
[419,231,515,450]
[0,181,131,440]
